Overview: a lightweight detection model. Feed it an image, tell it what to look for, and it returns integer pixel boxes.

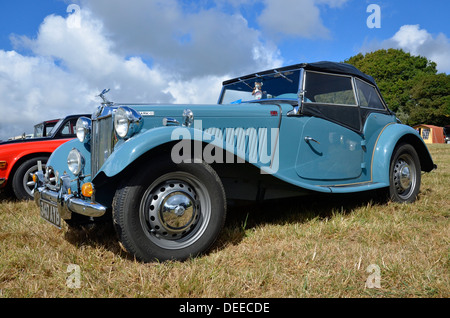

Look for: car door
[295,71,365,182]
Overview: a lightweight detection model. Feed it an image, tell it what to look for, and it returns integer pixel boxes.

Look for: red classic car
[0,114,90,200]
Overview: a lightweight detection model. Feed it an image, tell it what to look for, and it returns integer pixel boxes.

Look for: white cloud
[0,9,171,140]
[79,0,282,78]
[0,50,94,139]
[0,3,284,140]
[363,25,450,73]
[258,0,328,39]
[315,0,349,8]
[165,75,225,104]
[1,0,357,140]
[257,0,349,40]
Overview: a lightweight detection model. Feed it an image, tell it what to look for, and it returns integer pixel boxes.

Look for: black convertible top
[223,61,377,87]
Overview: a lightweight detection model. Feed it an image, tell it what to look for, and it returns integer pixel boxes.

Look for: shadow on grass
[217,190,387,248]
[0,189,16,202]
[63,219,136,261]
[51,189,388,263]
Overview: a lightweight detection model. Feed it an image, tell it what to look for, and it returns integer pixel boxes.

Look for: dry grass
[0,144,448,298]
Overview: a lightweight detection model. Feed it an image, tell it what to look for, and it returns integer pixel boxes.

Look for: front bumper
[0,178,5,187]
[33,172,106,220]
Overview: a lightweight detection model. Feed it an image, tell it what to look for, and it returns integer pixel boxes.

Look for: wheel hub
[146,181,200,240]
[394,160,412,192]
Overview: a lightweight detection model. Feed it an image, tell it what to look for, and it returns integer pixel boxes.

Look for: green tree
[345,49,449,126]
[407,73,450,126]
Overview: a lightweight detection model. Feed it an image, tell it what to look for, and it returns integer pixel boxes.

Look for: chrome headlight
[76,117,92,143]
[114,107,143,139]
[67,148,85,176]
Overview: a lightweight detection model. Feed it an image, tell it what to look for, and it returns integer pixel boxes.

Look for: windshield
[34,123,44,138]
[33,119,61,138]
[219,69,301,104]
[46,119,63,137]
[46,122,58,136]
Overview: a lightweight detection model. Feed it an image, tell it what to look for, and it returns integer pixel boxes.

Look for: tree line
[345,49,449,127]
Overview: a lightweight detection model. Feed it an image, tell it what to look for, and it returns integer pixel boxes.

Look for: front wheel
[112,159,226,262]
[388,143,421,203]
[12,156,47,200]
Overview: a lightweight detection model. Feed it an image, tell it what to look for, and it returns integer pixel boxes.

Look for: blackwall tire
[12,157,47,200]
[112,159,226,262]
[388,143,421,203]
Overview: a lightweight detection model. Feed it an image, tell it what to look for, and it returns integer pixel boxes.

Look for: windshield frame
[218,67,303,105]
[33,119,62,138]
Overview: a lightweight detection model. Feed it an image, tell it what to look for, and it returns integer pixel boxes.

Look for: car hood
[116,103,287,132]
[0,137,52,146]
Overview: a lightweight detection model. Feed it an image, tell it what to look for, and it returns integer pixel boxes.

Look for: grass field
[0,144,448,298]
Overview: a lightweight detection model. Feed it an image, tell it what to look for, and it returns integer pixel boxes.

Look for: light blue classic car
[34,62,436,262]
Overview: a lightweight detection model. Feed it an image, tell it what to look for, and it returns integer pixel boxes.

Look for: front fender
[371,123,434,184]
[46,139,92,182]
[96,126,214,179]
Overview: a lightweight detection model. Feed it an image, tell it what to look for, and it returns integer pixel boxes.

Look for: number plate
[40,200,61,228]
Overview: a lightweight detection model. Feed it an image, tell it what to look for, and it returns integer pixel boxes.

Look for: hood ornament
[97,88,112,105]
[95,89,113,118]
[92,88,113,118]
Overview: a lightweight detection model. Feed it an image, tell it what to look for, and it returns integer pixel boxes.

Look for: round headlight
[76,117,92,143]
[67,148,85,176]
[114,107,143,139]
[114,107,130,139]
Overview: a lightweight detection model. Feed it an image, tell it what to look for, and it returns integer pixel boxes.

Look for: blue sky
[0,0,449,139]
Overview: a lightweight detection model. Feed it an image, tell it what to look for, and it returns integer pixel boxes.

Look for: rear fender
[372,124,435,184]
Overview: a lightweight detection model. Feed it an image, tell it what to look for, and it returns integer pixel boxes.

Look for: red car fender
[0,138,73,187]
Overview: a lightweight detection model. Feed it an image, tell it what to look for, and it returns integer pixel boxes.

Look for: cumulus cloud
[79,0,282,78]
[0,50,94,139]
[257,0,349,40]
[13,11,171,101]
[0,0,355,140]
[315,0,349,8]
[0,2,284,140]
[0,9,172,139]
[165,75,225,104]
[362,24,450,73]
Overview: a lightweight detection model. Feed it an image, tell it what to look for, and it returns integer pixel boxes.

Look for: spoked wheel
[113,158,226,262]
[12,157,47,200]
[389,143,421,203]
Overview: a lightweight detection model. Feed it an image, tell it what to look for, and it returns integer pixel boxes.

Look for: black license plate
[40,200,61,228]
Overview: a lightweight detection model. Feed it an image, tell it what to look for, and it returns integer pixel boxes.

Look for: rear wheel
[388,143,421,203]
[112,158,226,262]
[12,157,47,200]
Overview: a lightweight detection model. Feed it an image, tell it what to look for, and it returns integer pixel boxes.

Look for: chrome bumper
[33,172,106,220]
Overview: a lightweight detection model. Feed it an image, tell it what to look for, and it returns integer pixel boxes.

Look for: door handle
[304,136,320,144]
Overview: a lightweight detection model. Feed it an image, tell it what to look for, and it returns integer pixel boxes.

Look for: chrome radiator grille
[91,115,115,177]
